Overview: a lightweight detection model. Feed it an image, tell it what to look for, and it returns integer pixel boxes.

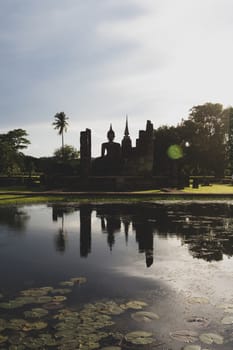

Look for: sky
[1,0,233,157]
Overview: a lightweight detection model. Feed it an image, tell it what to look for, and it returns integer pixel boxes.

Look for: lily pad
[187,297,209,304]
[0,335,8,344]
[0,319,7,331]
[20,288,50,297]
[22,337,44,349]
[131,311,159,322]
[59,281,74,287]
[125,331,153,345]
[183,346,201,350]
[43,302,64,310]
[125,300,148,310]
[100,347,121,350]
[38,333,58,346]
[217,303,233,313]
[70,277,87,284]
[221,316,233,324]
[52,295,67,303]
[24,308,49,318]
[93,301,124,315]
[200,332,224,345]
[0,298,30,309]
[186,316,210,327]
[22,321,48,331]
[170,330,198,343]
[35,296,53,304]
[8,319,30,331]
[9,345,26,350]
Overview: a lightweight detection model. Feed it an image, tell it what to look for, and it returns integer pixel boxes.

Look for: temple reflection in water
[51,203,233,265]
[52,205,155,267]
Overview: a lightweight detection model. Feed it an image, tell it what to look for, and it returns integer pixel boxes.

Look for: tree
[0,129,30,175]
[52,112,69,155]
[54,145,80,161]
[221,106,233,173]
[180,103,227,176]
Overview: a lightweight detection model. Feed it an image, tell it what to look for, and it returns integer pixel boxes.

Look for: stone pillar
[80,129,91,179]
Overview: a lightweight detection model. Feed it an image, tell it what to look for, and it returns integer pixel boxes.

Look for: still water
[1,202,233,349]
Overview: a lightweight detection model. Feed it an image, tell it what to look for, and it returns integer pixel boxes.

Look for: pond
[1,201,233,349]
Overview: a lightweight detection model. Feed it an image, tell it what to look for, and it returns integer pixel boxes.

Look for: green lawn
[0,184,233,205]
[136,184,233,194]
[183,183,233,193]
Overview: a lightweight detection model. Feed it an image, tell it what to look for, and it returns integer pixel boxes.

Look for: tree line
[0,103,233,177]
[154,102,233,177]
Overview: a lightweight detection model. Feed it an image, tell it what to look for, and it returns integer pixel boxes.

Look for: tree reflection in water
[52,206,76,254]
[0,207,29,232]
[50,202,233,264]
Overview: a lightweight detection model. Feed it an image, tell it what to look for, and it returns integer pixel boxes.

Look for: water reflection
[0,206,29,232]
[50,202,233,264]
[2,203,233,264]
[80,206,91,257]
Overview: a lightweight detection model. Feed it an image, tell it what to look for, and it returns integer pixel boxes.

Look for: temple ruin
[80,119,156,190]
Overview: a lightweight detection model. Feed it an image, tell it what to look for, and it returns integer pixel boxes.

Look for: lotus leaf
[0,319,7,332]
[217,303,233,313]
[199,332,224,345]
[9,345,26,350]
[187,297,209,304]
[110,332,124,340]
[59,281,74,287]
[0,302,11,309]
[84,341,99,349]
[8,319,30,331]
[51,288,71,295]
[20,288,49,297]
[186,316,209,327]
[22,321,47,331]
[125,300,148,309]
[24,308,48,318]
[43,302,64,310]
[183,346,201,350]
[170,330,198,343]
[38,333,58,346]
[125,331,153,345]
[54,309,77,320]
[8,332,26,343]
[221,316,233,324]
[131,311,159,322]
[100,347,121,350]
[70,277,87,284]
[14,296,36,306]
[39,286,53,292]
[52,295,67,302]
[35,296,53,304]
[85,301,124,316]
[22,337,44,349]
[0,335,8,344]
[0,300,25,309]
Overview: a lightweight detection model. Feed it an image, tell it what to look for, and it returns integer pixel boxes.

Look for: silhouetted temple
[80,119,156,190]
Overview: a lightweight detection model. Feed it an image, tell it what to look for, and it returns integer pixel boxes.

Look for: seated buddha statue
[101,124,121,160]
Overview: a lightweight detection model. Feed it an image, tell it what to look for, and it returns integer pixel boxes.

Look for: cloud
[1,0,233,157]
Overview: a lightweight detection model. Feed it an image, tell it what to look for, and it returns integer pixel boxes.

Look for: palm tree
[52,112,69,154]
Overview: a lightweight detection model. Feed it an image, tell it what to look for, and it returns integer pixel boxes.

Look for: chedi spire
[121,115,132,157]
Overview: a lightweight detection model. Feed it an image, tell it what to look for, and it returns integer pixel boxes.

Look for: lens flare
[167,144,183,160]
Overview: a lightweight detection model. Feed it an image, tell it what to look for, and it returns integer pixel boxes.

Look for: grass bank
[1,184,233,205]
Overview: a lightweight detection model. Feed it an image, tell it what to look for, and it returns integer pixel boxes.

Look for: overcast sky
[1,0,233,157]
